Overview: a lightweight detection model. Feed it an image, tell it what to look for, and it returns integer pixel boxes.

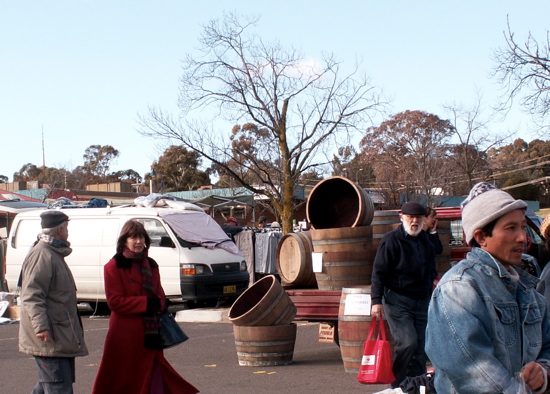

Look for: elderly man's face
[401,214,425,237]
[57,222,69,242]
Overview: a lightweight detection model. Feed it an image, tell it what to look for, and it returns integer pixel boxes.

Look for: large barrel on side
[307,176,374,229]
[276,232,317,287]
[338,286,394,373]
[233,324,297,366]
[311,227,375,290]
[229,275,296,326]
[371,210,401,252]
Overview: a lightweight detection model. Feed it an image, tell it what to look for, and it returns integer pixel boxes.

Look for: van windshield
[161,211,242,256]
[175,233,201,248]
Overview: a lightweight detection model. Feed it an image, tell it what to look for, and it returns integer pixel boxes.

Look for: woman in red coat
[92,220,199,394]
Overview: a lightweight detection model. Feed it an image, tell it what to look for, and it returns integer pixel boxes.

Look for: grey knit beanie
[461,182,527,246]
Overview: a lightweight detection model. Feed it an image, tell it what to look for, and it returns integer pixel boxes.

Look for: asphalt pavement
[0,308,389,394]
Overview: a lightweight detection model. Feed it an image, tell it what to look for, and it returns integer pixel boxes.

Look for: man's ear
[473,229,486,247]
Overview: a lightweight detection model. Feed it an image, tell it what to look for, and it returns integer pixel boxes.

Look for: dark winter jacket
[371,225,439,305]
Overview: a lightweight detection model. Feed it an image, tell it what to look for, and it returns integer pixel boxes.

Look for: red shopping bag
[357,317,395,384]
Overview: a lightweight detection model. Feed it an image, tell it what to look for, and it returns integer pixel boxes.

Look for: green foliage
[82,145,120,179]
[149,145,210,192]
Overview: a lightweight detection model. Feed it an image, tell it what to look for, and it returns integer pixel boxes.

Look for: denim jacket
[426,247,550,394]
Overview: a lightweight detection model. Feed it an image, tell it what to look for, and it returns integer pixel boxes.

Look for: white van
[5,204,249,305]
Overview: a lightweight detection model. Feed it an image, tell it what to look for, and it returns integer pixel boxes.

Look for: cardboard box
[318,323,335,343]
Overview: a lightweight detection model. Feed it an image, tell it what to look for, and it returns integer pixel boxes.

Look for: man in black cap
[370,202,441,388]
[19,210,88,393]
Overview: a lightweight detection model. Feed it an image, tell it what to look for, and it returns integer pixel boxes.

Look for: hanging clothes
[254,231,282,274]
[234,230,255,286]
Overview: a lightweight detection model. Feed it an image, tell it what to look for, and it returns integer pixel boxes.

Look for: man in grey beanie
[426,182,550,393]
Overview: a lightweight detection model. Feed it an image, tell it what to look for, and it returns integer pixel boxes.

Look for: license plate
[223,285,236,294]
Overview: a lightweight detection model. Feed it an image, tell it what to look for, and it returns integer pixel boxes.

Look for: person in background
[19,210,88,394]
[92,220,198,394]
[426,182,550,393]
[423,206,443,288]
[371,202,440,388]
[423,207,442,250]
[537,214,550,302]
[257,216,268,228]
[221,217,244,241]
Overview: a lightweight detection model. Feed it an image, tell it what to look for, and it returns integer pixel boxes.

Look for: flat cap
[401,202,426,216]
[40,210,69,229]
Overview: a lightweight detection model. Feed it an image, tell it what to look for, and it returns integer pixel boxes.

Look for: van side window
[134,219,174,248]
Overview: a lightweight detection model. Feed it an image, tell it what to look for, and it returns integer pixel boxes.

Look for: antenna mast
[42,125,46,168]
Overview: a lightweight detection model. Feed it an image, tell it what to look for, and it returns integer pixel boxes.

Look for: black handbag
[158,311,189,349]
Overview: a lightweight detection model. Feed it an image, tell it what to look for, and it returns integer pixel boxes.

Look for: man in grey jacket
[19,210,88,394]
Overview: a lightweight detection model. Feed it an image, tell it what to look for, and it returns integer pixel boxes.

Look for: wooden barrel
[311,227,375,290]
[233,324,297,366]
[371,210,401,252]
[229,275,297,326]
[276,232,317,287]
[307,176,374,229]
[338,287,394,373]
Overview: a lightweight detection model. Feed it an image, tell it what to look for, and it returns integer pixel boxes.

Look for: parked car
[5,202,249,306]
[435,206,548,273]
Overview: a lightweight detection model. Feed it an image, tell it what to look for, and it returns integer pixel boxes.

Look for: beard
[402,219,423,237]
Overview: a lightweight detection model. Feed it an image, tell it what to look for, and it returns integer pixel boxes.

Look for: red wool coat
[92,254,199,394]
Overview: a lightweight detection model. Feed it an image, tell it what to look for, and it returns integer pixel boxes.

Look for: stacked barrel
[303,176,379,373]
[228,275,297,366]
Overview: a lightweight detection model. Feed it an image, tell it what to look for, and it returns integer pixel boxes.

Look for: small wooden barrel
[338,286,394,373]
[276,232,317,287]
[307,176,374,229]
[311,227,375,290]
[229,275,297,326]
[233,323,297,366]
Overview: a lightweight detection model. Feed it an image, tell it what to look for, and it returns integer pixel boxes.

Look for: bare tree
[493,18,550,133]
[443,96,511,194]
[140,13,385,232]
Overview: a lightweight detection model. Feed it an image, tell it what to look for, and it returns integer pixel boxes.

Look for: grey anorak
[19,241,88,358]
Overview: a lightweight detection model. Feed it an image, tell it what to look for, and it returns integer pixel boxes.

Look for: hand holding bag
[357,316,395,385]
[159,310,189,349]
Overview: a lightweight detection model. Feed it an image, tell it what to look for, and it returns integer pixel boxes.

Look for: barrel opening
[229,275,274,320]
[308,178,360,229]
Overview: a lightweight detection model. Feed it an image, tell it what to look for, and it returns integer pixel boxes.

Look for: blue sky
[1,1,549,182]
